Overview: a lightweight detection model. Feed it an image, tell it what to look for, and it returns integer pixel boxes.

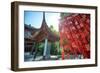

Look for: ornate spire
[41,12,48,29]
[43,12,45,22]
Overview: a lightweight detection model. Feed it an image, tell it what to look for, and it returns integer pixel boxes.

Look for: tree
[50,25,59,36]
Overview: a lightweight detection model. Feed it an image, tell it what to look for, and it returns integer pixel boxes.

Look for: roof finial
[43,12,45,21]
[41,11,48,28]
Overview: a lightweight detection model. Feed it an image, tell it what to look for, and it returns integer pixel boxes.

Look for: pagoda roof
[31,12,59,42]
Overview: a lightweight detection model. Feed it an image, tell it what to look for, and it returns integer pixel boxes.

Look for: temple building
[24,24,39,52]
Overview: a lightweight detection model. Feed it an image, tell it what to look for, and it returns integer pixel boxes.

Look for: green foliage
[35,43,44,56]
[50,42,61,55]
[34,41,61,56]
[50,25,53,30]
[50,42,57,55]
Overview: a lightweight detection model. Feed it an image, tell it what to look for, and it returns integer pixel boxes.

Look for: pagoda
[24,12,59,60]
[32,12,59,59]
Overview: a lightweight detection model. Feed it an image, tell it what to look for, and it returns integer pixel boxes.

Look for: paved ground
[24,52,61,61]
[24,52,84,62]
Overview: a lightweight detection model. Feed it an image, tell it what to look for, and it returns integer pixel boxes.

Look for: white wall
[0,0,99,73]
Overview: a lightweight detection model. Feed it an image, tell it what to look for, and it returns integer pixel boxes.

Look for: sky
[24,11,60,32]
